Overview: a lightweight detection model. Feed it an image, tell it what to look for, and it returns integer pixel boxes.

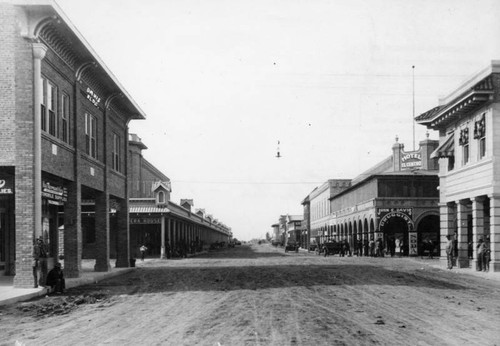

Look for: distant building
[304,180,351,247]
[286,215,302,246]
[416,61,500,271]
[128,135,232,258]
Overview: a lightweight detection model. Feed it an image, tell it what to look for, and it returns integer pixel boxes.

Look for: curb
[0,268,134,307]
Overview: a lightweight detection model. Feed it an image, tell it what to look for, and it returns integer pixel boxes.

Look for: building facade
[416,61,500,271]
[128,135,232,258]
[329,138,440,256]
[0,1,145,286]
[306,180,351,247]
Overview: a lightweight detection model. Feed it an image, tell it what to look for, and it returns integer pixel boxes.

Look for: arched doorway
[380,216,410,256]
[416,214,440,257]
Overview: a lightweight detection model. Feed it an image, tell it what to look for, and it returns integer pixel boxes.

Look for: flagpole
[412,65,415,151]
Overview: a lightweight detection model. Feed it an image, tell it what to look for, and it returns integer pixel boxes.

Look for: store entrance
[382,217,409,256]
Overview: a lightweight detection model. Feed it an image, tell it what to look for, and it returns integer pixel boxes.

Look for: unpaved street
[2,244,500,346]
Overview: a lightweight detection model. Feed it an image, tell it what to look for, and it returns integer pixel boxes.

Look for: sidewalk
[408,256,500,283]
[0,259,135,306]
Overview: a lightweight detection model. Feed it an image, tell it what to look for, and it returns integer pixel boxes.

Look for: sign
[42,181,67,204]
[130,218,161,224]
[401,149,422,170]
[0,177,14,195]
[378,208,414,231]
[409,232,418,255]
[86,87,101,107]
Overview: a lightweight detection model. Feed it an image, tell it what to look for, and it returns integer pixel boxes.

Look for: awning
[431,134,454,159]
[129,206,170,214]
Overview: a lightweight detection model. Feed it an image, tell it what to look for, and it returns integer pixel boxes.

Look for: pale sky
[56,0,500,240]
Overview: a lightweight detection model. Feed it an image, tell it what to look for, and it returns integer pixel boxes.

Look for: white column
[472,197,485,269]
[456,200,470,268]
[33,43,47,239]
[439,202,455,266]
[160,215,166,259]
[489,195,500,272]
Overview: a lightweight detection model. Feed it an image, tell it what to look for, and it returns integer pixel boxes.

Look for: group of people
[445,233,491,271]
[32,236,65,293]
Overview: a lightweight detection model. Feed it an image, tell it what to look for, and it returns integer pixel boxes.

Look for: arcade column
[456,200,470,268]
[489,195,500,272]
[439,202,455,267]
[471,197,485,270]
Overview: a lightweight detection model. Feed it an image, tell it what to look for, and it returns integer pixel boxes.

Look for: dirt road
[2,244,500,346]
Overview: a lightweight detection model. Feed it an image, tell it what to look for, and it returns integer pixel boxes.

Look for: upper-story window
[112,133,121,172]
[158,191,165,203]
[61,93,70,144]
[474,114,486,159]
[85,112,97,159]
[41,78,57,136]
[459,127,469,165]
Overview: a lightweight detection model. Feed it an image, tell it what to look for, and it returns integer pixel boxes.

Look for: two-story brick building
[0,1,145,287]
[416,61,500,271]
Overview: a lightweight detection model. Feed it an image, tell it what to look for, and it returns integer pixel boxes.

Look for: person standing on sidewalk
[140,245,148,261]
[476,238,486,271]
[445,235,454,270]
[32,237,48,288]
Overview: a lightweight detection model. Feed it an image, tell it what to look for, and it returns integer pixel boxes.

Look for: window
[40,78,58,137]
[459,127,469,165]
[61,93,70,143]
[158,191,165,203]
[41,78,47,132]
[85,113,97,159]
[112,133,121,172]
[474,114,486,159]
[448,156,455,171]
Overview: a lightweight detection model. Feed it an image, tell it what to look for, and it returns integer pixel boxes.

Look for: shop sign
[401,149,422,170]
[408,232,418,255]
[0,177,14,195]
[42,181,67,204]
[130,218,161,224]
[86,87,101,107]
[377,208,414,231]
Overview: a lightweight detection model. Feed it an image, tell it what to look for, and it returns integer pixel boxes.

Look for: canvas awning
[430,134,454,159]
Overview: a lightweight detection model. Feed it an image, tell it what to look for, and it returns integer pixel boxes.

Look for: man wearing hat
[32,236,48,288]
[46,262,65,294]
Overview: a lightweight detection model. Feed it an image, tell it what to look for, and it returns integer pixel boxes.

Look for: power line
[171,180,324,185]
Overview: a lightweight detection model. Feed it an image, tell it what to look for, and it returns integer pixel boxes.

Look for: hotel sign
[130,218,161,224]
[401,150,422,170]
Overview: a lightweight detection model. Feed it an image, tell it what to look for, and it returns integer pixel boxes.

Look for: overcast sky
[57,0,500,240]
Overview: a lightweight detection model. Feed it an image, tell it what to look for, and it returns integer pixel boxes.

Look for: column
[456,200,469,268]
[94,192,111,272]
[63,181,82,277]
[160,215,166,259]
[472,197,485,270]
[115,197,130,267]
[439,202,455,267]
[14,43,48,287]
[489,195,500,271]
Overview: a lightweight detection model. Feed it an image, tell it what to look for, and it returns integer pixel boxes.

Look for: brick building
[304,138,440,257]
[128,134,232,258]
[416,61,500,271]
[0,1,145,287]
